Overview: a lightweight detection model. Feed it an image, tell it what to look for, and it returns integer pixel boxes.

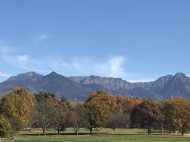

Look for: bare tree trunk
[90,128,92,135]
[182,125,184,136]
[57,127,60,135]
[148,125,151,134]
[42,124,46,136]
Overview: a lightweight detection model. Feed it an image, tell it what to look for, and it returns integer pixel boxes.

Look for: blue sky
[0,0,190,82]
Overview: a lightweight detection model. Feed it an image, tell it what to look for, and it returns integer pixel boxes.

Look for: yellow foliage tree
[0,87,36,131]
[163,97,190,135]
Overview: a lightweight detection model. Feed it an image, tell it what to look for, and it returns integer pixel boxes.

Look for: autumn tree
[125,97,142,114]
[0,114,12,138]
[60,96,70,108]
[84,103,111,134]
[114,95,128,113]
[84,91,114,134]
[131,98,163,134]
[163,97,190,135]
[73,103,87,135]
[52,107,66,134]
[34,101,55,135]
[35,92,60,108]
[86,91,116,112]
[33,92,58,135]
[107,113,130,132]
[0,87,35,133]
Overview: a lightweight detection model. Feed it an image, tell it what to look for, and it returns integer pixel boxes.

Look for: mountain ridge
[0,72,190,100]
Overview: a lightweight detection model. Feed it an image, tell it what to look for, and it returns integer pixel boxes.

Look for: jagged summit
[46,71,63,78]
[174,72,187,79]
[48,71,59,75]
[7,71,43,82]
[0,71,190,100]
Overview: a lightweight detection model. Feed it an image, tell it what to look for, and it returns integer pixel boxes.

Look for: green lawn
[2,128,190,142]
[12,135,190,142]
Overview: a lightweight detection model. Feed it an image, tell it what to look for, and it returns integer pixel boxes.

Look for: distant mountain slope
[69,73,190,99]
[1,72,190,100]
[69,75,131,91]
[0,72,44,94]
[0,72,90,100]
[38,72,89,100]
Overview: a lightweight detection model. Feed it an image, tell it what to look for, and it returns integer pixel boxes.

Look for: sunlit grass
[2,128,190,142]
[14,135,190,142]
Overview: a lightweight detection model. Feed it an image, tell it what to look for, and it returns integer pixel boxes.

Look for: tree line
[0,87,190,138]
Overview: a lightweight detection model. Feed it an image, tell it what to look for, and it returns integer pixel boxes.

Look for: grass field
[2,129,190,142]
[11,135,190,142]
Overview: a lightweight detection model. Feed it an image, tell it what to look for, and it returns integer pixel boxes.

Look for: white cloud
[33,34,50,45]
[0,45,153,82]
[103,56,127,78]
[17,55,29,64]
[0,72,11,78]
[0,42,130,80]
[6,55,128,79]
[60,56,128,79]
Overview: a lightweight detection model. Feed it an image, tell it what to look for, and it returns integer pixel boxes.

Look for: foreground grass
[13,135,190,142]
[2,129,190,142]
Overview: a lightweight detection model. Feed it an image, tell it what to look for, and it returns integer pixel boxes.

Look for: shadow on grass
[19,132,169,136]
[16,141,110,142]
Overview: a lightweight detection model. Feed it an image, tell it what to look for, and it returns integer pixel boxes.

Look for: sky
[0,0,190,82]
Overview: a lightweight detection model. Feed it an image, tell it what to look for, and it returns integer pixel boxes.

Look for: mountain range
[0,72,190,100]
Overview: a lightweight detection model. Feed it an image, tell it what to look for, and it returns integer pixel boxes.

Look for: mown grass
[2,128,190,142]
[13,135,190,142]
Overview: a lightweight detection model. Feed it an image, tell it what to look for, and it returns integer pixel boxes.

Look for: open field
[18,128,149,135]
[2,129,190,142]
[7,135,190,142]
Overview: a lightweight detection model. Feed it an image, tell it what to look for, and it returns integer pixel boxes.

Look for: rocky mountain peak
[174,73,186,78]
[7,71,43,82]
[1,72,190,100]
[46,71,63,78]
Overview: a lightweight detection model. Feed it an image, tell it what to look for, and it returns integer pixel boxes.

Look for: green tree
[84,103,111,134]
[34,92,64,135]
[60,96,70,108]
[35,92,56,103]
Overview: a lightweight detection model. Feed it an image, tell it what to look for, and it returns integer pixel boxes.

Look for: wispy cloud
[0,44,154,82]
[40,56,128,79]
[17,55,29,65]
[95,56,127,78]
[0,71,11,78]
[0,42,130,80]
[1,51,128,79]
[39,34,50,41]
[33,34,50,45]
